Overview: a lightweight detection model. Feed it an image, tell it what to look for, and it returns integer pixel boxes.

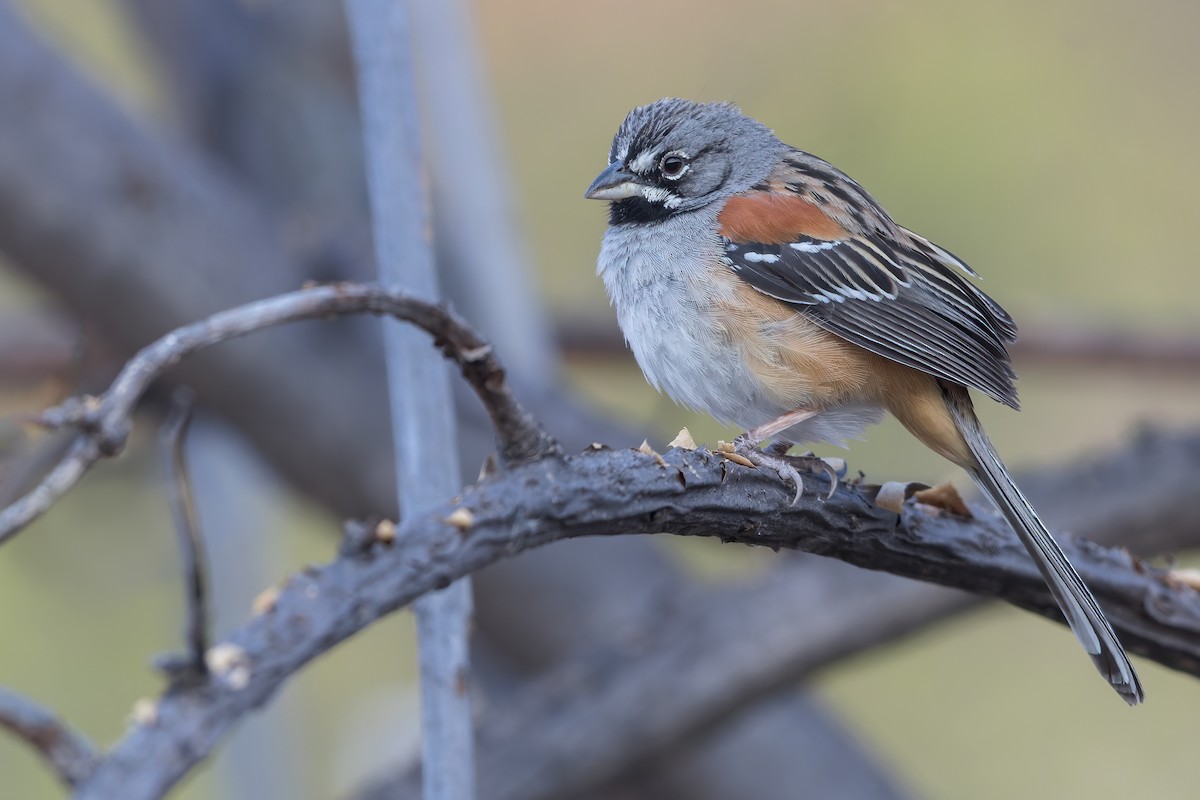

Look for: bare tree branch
[0,686,98,788]
[1012,324,1200,372]
[3,238,1181,800]
[0,436,101,545]
[0,429,73,511]
[361,424,1200,800]
[73,437,1200,799]
[157,389,210,679]
[0,283,559,546]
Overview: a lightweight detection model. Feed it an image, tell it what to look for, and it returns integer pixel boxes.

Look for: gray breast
[595,213,885,446]
[597,214,781,428]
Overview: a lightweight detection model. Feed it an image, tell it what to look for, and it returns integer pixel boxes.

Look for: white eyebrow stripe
[629,149,658,174]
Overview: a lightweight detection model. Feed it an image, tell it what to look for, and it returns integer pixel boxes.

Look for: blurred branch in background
[0,0,398,517]
[0,310,79,388]
[346,0,481,794]
[405,0,555,376]
[555,316,1200,375]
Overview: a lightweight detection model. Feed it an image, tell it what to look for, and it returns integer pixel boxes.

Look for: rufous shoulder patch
[718,192,848,244]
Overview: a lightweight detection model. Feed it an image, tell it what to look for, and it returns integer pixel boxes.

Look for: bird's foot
[718,437,842,504]
[711,436,794,503]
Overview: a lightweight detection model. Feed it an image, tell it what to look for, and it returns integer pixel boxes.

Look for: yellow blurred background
[2,0,1199,797]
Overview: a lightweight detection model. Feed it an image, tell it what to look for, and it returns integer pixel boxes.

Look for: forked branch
[0,283,560,546]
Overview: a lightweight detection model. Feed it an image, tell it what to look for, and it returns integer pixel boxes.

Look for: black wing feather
[725,232,1021,409]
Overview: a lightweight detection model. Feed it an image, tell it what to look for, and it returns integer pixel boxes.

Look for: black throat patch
[608,196,677,225]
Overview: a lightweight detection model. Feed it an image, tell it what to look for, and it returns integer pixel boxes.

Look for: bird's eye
[660,154,688,179]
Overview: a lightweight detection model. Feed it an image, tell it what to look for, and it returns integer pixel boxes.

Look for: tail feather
[943,386,1144,705]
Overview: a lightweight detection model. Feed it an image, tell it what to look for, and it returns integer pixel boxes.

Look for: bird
[584,97,1143,705]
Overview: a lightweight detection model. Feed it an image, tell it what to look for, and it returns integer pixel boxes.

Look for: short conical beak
[584,162,643,200]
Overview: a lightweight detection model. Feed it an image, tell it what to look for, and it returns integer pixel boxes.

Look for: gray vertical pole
[345,2,476,798]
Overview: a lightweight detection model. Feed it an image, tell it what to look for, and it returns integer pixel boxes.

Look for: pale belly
[599,223,884,446]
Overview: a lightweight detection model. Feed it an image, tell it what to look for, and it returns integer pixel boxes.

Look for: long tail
[943,386,1144,705]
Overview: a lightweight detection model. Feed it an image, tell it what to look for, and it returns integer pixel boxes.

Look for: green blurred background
[2,0,1199,797]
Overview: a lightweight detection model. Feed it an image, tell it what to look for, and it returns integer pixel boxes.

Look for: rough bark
[75,440,1200,799]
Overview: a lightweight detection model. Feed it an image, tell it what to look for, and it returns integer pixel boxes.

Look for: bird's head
[585,98,785,225]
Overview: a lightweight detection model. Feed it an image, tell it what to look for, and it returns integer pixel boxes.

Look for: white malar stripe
[742,251,779,264]
[639,186,683,209]
[789,240,839,253]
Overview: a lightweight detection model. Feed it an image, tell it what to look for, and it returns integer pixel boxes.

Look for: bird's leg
[742,408,819,443]
[722,408,839,505]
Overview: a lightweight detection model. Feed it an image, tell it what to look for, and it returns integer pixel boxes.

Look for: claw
[778,462,804,505]
[730,434,805,505]
[792,455,841,499]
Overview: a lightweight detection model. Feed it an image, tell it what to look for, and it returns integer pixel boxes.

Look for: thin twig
[74,432,1200,799]
[0,436,101,546]
[0,686,98,788]
[0,428,75,510]
[158,388,210,678]
[0,283,561,547]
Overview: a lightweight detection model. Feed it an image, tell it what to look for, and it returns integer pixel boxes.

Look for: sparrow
[584,97,1142,704]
